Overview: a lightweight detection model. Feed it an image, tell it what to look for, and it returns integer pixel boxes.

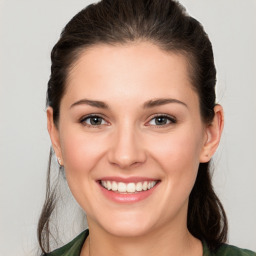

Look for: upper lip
[98,176,160,183]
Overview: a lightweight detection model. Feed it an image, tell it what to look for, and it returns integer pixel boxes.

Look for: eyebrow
[70,99,109,109]
[143,98,188,108]
[70,97,187,110]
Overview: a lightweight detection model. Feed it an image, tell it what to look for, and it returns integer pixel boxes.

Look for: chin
[91,209,156,238]
[103,221,152,238]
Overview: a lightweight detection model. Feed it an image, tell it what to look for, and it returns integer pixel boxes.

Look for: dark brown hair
[38,0,228,253]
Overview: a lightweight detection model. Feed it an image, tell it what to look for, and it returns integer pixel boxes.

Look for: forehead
[63,42,198,108]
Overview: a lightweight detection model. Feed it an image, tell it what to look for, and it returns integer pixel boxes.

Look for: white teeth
[142,181,148,191]
[112,181,118,191]
[127,183,136,193]
[100,180,158,193]
[118,182,126,193]
[107,181,112,190]
[136,182,142,192]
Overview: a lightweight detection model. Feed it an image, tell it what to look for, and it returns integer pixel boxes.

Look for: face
[48,42,215,238]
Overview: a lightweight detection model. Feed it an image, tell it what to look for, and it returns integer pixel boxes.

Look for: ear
[200,104,224,163]
[47,107,63,164]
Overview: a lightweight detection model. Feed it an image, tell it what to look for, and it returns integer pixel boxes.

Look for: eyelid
[145,114,177,126]
[79,113,176,127]
[79,114,109,127]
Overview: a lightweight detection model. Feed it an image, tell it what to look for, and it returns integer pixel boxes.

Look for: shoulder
[43,230,89,256]
[204,243,256,256]
[214,244,256,256]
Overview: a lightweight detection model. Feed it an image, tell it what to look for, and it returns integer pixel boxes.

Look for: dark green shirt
[44,230,256,256]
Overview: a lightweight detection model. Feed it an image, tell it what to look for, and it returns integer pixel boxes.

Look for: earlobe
[200,105,224,163]
[47,107,63,163]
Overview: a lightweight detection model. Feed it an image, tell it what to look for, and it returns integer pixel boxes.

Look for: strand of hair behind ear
[188,162,228,251]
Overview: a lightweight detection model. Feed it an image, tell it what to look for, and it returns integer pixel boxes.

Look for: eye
[80,115,108,127]
[147,115,176,126]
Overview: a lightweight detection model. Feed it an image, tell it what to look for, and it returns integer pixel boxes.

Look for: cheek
[59,129,108,179]
[58,129,110,212]
[150,129,203,168]
[147,127,203,190]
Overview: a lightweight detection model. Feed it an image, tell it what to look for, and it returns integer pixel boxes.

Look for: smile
[100,180,158,193]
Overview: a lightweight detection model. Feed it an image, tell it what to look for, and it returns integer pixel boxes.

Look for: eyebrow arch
[70,99,109,109]
[143,98,188,108]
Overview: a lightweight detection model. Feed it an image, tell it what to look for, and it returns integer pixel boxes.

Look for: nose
[107,123,147,169]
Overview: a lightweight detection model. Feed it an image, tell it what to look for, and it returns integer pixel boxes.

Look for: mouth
[99,180,160,194]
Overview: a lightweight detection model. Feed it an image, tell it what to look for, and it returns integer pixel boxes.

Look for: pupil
[156,117,167,125]
[90,117,102,125]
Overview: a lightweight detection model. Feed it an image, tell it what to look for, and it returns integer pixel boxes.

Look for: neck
[81,220,202,256]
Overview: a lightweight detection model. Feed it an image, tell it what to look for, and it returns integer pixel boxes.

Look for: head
[38,0,227,253]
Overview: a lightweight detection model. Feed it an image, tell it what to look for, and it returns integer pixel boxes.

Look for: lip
[97,177,160,203]
[99,176,158,183]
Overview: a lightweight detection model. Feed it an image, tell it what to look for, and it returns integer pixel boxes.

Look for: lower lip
[98,182,160,203]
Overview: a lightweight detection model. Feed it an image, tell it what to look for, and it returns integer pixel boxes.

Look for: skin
[47,42,224,256]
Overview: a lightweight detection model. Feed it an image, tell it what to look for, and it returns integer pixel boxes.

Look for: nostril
[107,147,147,169]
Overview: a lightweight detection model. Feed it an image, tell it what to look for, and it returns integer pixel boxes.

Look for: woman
[38,0,256,255]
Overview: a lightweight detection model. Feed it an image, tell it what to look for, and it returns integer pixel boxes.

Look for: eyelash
[79,114,177,128]
[146,114,177,127]
[80,114,108,128]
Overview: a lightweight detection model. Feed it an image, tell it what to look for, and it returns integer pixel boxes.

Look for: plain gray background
[0,0,255,255]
